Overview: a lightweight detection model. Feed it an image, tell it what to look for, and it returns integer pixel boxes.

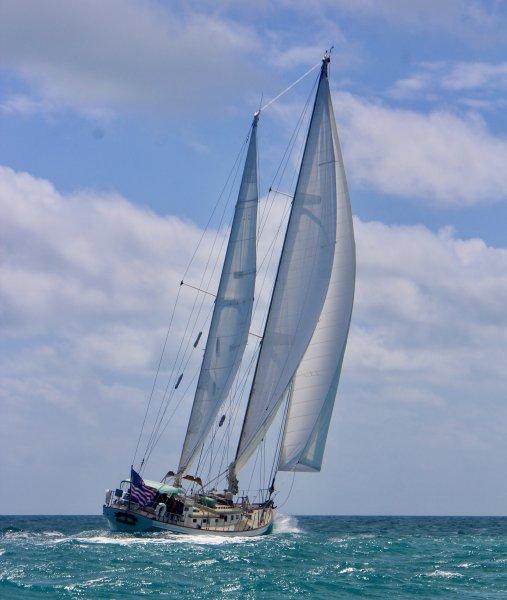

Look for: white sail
[177,115,259,475]
[278,88,355,472]
[234,62,338,472]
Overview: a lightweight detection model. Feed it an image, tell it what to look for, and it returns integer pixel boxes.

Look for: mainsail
[234,58,344,472]
[278,91,355,472]
[177,114,259,475]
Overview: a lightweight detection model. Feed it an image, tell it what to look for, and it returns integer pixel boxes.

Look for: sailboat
[103,51,355,536]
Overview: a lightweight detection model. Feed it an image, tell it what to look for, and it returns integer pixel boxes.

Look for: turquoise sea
[0,515,506,598]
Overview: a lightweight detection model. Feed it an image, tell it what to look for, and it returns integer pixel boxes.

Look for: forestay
[234,62,338,472]
[177,115,259,475]
[278,84,355,472]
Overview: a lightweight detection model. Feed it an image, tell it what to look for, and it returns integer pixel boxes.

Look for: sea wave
[426,569,464,579]
[273,514,300,534]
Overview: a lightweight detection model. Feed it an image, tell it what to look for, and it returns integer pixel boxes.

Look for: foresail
[278,77,355,473]
[234,63,338,472]
[177,115,259,475]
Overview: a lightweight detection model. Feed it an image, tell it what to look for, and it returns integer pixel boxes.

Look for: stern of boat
[103,505,154,533]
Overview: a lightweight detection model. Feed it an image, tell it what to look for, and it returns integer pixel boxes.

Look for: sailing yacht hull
[103,506,274,537]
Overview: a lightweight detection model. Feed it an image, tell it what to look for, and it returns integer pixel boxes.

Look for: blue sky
[1,0,506,515]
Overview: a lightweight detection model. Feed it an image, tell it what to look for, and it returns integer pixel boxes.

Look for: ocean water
[0,515,506,599]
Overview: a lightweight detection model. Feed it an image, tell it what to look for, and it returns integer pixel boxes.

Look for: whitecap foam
[330,533,375,544]
[52,530,258,547]
[427,570,463,579]
[338,567,356,574]
[3,529,65,542]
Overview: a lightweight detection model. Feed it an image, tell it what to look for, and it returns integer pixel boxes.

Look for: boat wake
[46,529,260,547]
[2,516,300,549]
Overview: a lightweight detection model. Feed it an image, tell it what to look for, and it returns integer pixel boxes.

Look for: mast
[176,113,260,480]
[231,53,340,479]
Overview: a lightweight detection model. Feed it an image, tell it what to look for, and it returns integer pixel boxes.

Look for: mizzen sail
[177,114,259,475]
[234,60,338,472]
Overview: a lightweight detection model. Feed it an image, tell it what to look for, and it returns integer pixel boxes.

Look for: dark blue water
[0,515,506,598]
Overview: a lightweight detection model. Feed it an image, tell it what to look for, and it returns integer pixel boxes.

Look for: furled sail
[177,114,259,475]
[278,87,355,472]
[234,60,339,472]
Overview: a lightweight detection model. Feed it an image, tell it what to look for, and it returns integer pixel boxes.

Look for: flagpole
[128,465,133,511]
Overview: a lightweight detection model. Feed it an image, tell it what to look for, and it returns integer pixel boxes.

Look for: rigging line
[145,218,230,462]
[251,76,318,330]
[142,136,248,462]
[260,61,321,112]
[257,72,317,242]
[249,92,310,337]
[198,322,262,483]
[145,295,220,462]
[204,419,217,487]
[132,283,182,467]
[143,296,217,462]
[141,287,202,462]
[198,344,260,490]
[152,164,241,441]
[164,134,246,390]
[276,470,296,510]
[180,281,216,297]
[247,443,261,493]
[213,342,260,478]
[195,407,226,485]
[193,431,207,478]
[196,341,259,479]
[192,342,254,478]
[138,130,251,467]
[269,380,292,486]
[146,249,251,466]
[181,129,252,282]
[143,367,200,467]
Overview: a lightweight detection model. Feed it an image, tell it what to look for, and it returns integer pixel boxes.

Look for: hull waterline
[103,506,274,537]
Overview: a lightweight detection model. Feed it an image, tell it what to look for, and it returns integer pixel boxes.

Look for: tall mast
[231,52,339,480]
[176,113,260,480]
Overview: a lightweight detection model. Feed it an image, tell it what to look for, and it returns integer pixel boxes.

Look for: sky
[1,0,506,516]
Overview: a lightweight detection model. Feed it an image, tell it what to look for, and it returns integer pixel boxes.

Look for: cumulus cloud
[332,91,507,206]
[442,61,507,91]
[388,61,507,106]
[1,165,506,514]
[306,0,507,40]
[0,0,269,116]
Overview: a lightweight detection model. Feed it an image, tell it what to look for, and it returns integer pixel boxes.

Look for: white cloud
[1,165,506,514]
[388,61,507,104]
[443,61,507,91]
[308,0,507,40]
[0,0,268,116]
[332,91,507,206]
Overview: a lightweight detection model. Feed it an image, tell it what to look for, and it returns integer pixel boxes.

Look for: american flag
[129,468,157,507]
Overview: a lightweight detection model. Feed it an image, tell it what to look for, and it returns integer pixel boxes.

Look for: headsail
[278,86,355,472]
[234,59,339,472]
[177,114,259,475]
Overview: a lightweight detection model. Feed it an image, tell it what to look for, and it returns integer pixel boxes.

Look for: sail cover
[177,116,259,474]
[278,89,355,472]
[234,62,339,472]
